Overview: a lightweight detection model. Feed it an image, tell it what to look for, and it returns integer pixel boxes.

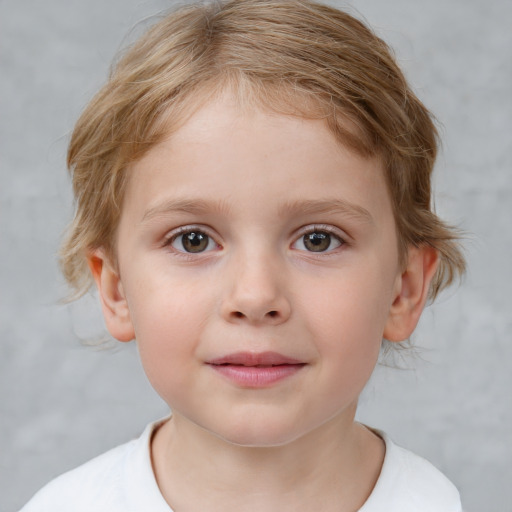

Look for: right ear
[87,249,135,342]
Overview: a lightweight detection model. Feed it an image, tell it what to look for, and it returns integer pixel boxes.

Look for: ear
[87,249,135,342]
[383,245,439,342]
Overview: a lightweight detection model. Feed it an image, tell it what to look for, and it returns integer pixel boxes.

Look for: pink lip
[206,351,306,388]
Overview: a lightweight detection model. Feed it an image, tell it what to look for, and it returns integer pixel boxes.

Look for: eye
[293,230,343,253]
[170,230,218,253]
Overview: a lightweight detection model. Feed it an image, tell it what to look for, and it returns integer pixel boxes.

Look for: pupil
[183,232,208,252]
[304,232,330,252]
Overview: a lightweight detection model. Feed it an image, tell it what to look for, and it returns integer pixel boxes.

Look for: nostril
[228,309,282,321]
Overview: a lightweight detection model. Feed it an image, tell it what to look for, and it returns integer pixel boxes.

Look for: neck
[151,409,385,512]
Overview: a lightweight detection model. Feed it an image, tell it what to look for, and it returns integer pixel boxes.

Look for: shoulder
[20,439,138,512]
[20,420,171,512]
[360,430,462,512]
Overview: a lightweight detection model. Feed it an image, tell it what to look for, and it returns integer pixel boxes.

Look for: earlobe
[87,250,135,342]
[383,245,439,342]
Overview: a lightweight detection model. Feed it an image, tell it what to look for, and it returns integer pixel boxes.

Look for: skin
[89,93,438,511]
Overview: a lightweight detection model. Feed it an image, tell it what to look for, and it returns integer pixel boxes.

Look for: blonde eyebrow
[141,198,231,223]
[278,198,374,224]
[140,197,373,224]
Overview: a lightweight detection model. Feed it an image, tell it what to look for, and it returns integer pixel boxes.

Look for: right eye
[169,230,218,253]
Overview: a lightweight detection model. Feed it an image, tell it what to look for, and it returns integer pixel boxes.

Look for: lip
[206,351,306,388]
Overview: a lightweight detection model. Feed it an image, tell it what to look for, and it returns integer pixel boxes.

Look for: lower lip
[208,364,305,387]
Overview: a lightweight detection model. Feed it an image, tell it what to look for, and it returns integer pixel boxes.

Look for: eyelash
[163,224,347,256]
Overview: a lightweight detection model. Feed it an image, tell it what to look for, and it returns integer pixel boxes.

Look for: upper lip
[207,351,304,367]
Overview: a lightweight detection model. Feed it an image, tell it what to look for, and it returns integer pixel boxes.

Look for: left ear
[384,245,439,342]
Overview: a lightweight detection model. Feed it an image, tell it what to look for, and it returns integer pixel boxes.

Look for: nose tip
[222,267,292,326]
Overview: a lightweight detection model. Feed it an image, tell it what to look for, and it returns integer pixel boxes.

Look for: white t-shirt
[21,420,462,512]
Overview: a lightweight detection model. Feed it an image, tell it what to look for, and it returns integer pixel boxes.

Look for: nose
[221,251,291,326]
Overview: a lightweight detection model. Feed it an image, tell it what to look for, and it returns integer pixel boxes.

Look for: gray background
[1,0,511,511]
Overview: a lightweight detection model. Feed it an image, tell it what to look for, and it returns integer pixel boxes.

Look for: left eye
[170,230,217,253]
[293,230,343,253]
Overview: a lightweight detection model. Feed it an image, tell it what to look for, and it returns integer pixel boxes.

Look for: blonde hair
[61,0,465,299]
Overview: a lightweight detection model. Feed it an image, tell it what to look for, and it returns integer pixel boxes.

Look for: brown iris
[303,232,331,252]
[181,231,209,253]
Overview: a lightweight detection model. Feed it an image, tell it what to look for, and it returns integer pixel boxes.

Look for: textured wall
[1,1,510,511]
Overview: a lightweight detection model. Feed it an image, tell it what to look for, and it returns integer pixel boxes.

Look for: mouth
[208,351,304,367]
[206,351,306,387]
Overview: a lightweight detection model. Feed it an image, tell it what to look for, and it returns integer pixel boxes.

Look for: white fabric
[359,430,462,512]
[21,420,462,512]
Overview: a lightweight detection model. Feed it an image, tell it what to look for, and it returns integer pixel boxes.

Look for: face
[97,94,413,447]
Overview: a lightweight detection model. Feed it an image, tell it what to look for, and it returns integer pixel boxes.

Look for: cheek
[297,266,394,384]
[300,268,394,345]
[125,276,214,390]
[127,264,212,335]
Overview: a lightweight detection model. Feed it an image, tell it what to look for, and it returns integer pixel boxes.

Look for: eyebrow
[278,198,374,224]
[141,197,373,224]
[141,198,231,223]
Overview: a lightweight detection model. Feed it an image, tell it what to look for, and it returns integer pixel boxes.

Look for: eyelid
[294,224,347,241]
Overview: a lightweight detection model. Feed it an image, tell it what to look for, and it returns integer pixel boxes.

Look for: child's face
[96,93,409,447]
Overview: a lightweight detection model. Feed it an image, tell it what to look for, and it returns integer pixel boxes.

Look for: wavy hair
[61,0,465,300]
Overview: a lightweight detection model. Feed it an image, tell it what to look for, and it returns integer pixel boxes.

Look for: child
[22,0,466,510]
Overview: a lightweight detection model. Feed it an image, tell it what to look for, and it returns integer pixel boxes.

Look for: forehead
[122,92,392,227]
